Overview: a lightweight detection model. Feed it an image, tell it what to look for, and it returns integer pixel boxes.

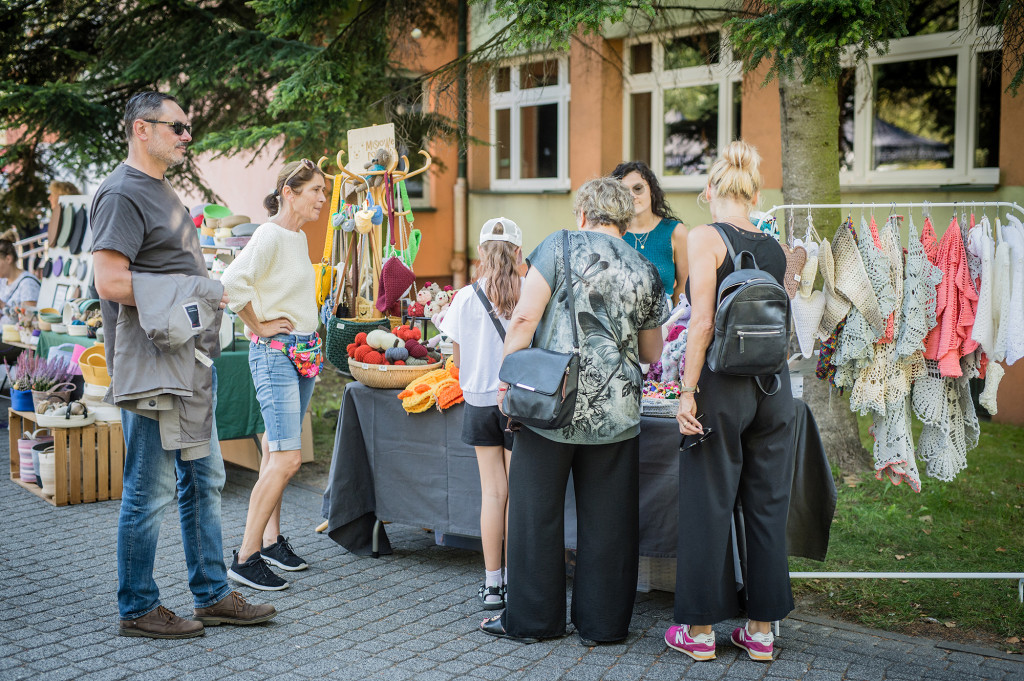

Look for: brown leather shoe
[119,605,205,639]
[193,590,277,626]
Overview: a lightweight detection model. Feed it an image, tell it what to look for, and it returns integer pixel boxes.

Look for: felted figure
[416,287,432,306]
[659,331,688,384]
[434,289,452,311]
[408,302,425,318]
[427,282,441,298]
[424,301,441,318]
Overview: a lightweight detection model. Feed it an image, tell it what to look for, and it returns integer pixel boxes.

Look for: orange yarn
[362,350,384,365]
[922,216,978,377]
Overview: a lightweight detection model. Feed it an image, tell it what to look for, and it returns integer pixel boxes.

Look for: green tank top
[623,217,677,296]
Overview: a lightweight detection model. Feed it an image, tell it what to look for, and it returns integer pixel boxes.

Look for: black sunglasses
[143,119,192,136]
[680,414,714,451]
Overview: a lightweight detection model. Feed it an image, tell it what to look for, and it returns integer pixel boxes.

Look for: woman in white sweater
[221,159,326,591]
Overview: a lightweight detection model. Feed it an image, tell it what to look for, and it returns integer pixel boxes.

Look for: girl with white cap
[439,216,523,611]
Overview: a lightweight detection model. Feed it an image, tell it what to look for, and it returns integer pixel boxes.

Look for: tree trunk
[779,69,872,475]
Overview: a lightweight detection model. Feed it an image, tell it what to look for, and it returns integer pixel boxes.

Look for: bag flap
[499,348,573,396]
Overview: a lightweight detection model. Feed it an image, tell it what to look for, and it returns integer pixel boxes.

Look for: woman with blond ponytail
[665,141,795,663]
[439,217,524,611]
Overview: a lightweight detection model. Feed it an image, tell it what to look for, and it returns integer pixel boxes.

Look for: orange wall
[468,64,491,192]
[568,36,624,184]
[999,53,1024,186]
[740,62,782,191]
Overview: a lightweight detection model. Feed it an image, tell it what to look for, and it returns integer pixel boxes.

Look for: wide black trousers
[502,426,640,642]
[674,364,796,625]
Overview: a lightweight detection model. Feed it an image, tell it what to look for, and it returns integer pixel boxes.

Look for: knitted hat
[480,217,522,247]
[376,257,416,313]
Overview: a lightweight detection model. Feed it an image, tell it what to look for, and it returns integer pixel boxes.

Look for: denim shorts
[249,333,316,452]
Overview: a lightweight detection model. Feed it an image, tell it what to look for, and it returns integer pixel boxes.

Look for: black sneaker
[260,535,308,572]
[227,550,288,591]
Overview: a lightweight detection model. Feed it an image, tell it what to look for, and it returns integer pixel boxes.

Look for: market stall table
[322,382,835,560]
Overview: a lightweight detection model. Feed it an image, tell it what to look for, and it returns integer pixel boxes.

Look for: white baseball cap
[479,216,522,247]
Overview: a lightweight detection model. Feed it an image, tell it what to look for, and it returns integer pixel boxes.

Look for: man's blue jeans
[117,368,232,620]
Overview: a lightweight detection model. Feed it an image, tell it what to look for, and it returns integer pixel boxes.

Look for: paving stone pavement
[2,434,1022,681]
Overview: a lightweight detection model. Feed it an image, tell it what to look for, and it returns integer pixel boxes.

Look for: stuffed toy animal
[363,148,391,189]
[424,301,441,318]
[433,289,452,311]
[407,302,425,318]
[416,287,432,306]
[659,331,688,385]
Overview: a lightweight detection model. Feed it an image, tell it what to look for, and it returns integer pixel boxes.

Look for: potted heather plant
[29,356,76,412]
[5,352,37,412]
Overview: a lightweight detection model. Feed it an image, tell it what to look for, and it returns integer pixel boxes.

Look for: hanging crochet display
[782,203,1024,492]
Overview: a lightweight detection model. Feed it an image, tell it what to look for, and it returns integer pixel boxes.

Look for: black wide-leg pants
[502,426,640,642]
[674,365,796,625]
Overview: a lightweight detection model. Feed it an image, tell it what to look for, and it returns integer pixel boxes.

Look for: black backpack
[705,223,791,380]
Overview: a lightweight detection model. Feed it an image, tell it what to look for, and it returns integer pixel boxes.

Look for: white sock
[485,569,502,589]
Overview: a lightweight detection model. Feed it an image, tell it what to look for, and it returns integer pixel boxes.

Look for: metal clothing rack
[765,200,1024,606]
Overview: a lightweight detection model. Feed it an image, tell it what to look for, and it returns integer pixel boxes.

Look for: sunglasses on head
[143,119,192,136]
[283,158,316,187]
[680,414,714,451]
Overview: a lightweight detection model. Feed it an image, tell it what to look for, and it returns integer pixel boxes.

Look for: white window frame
[489,54,571,192]
[622,26,743,191]
[841,0,1003,187]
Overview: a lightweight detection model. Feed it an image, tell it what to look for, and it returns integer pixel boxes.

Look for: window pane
[520,103,559,178]
[872,57,957,171]
[838,68,856,172]
[631,43,652,74]
[664,32,719,70]
[731,81,742,142]
[520,60,559,89]
[663,84,718,175]
[904,0,958,35]
[979,0,1000,26]
[976,50,1002,168]
[631,92,652,166]
[496,108,511,179]
[495,67,511,93]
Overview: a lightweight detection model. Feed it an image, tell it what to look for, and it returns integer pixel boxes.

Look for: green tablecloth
[35,332,263,440]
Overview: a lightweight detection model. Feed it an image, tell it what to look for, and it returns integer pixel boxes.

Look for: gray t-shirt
[90,163,207,366]
[526,229,669,444]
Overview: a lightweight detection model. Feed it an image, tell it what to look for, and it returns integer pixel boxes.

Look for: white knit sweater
[222,222,319,334]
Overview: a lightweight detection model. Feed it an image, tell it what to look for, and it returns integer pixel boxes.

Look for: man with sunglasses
[92,91,275,639]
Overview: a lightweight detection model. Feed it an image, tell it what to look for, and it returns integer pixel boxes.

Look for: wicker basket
[348,360,442,389]
[641,397,680,418]
[324,316,403,375]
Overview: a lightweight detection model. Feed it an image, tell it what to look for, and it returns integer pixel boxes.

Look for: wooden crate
[8,409,124,506]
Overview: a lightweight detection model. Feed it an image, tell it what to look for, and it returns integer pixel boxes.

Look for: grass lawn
[790,407,1024,652]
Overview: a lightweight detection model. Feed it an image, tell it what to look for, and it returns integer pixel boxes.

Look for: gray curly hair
[573,177,635,235]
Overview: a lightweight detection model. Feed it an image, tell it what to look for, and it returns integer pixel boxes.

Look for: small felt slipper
[479,614,538,644]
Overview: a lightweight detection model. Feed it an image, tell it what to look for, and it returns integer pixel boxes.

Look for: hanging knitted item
[816,238,851,340]
[979,361,1004,414]
[832,219,884,335]
[376,256,416,312]
[922,216,979,377]
[815,317,846,392]
[792,290,825,358]
[913,359,979,482]
[780,243,807,299]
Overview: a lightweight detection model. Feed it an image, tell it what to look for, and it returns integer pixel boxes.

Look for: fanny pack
[249,332,324,378]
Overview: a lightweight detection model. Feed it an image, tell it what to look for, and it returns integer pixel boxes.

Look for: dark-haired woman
[0,238,39,364]
[611,161,688,305]
[222,159,326,590]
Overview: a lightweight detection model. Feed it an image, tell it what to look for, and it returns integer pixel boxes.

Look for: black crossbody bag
[498,230,580,429]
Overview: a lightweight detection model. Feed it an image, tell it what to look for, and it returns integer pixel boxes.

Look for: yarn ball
[407,342,428,359]
[346,342,358,358]
[362,350,384,365]
[385,347,410,363]
[353,345,373,362]
[354,332,368,345]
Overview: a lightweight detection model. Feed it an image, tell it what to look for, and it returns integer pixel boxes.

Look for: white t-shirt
[0,272,40,325]
[439,278,511,407]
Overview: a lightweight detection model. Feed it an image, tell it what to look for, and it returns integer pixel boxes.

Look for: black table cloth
[322,382,835,560]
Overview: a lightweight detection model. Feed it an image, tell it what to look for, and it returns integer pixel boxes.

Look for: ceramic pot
[10,388,34,412]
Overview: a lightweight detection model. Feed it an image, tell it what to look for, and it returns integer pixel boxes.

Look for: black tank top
[684,222,787,300]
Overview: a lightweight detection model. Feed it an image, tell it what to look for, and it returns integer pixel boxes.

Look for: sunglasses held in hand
[680,413,714,451]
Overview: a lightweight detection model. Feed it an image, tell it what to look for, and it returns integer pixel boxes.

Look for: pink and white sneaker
[731,624,774,661]
[664,624,716,660]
